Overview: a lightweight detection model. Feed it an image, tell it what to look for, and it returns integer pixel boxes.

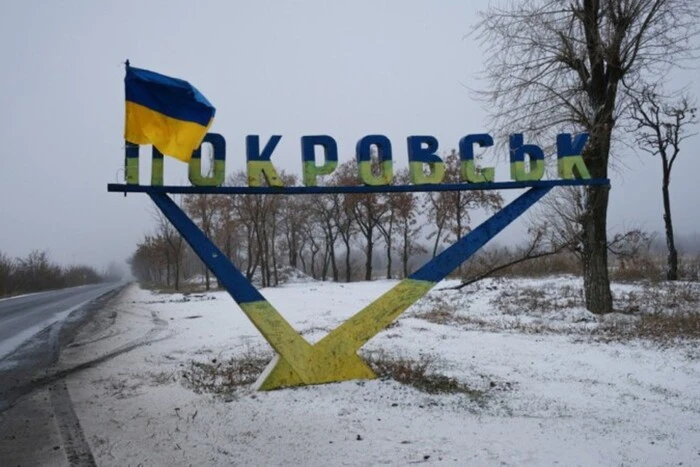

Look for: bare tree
[311,194,341,281]
[130,235,167,285]
[376,191,398,279]
[331,161,362,281]
[535,186,659,276]
[213,194,245,269]
[279,194,308,270]
[475,0,699,313]
[388,169,425,278]
[629,86,698,280]
[183,194,218,290]
[452,187,658,290]
[153,207,185,290]
[0,252,12,296]
[300,219,323,279]
[332,191,356,282]
[351,190,386,281]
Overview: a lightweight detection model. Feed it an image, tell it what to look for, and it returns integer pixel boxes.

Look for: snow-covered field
[60,276,700,466]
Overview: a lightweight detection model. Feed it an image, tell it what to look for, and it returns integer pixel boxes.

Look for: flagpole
[124,58,132,196]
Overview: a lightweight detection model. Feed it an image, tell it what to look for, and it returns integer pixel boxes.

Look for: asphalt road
[0,282,124,464]
[0,282,124,414]
[0,283,121,360]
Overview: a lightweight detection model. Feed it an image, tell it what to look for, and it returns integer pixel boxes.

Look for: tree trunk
[456,205,463,277]
[321,246,330,281]
[224,231,232,260]
[431,225,443,258]
[402,227,409,279]
[289,235,298,269]
[330,239,338,282]
[365,234,373,281]
[262,223,271,288]
[662,175,678,280]
[344,239,352,282]
[174,257,180,291]
[271,215,279,286]
[299,251,307,274]
[582,184,613,314]
[165,251,171,288]
[310,249,318,279]
[385,237,392,279]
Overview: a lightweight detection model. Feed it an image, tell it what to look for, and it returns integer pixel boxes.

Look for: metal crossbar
[108,178,608,195]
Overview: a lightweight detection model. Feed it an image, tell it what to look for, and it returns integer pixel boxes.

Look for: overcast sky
[1,1,698,270]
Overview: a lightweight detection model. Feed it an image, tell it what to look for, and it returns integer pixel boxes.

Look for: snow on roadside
[63,277,700,466]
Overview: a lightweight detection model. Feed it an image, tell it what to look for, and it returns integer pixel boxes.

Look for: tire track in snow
[50,379,97,467]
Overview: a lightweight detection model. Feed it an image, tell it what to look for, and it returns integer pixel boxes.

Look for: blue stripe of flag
[125,67,215,126]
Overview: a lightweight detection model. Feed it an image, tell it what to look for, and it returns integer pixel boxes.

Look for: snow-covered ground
[60,276,700,466]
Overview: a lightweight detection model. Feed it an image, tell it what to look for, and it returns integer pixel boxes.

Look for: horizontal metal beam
[108,178,609,195]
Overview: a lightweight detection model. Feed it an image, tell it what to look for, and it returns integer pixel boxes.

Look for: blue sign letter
[557,133,591,179]
[301,135,338,186]
[356,135,393,186]
[247,135,283,187]
[509,134,545,181]
[459,134,495,183]
[407,136,445,184]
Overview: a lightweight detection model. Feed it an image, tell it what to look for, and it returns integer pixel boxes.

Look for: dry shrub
[678,254,700,281]
[459,248,580,282]
[611,254,663,282]
[614,282,699,314]
[491,284,583,315]
[416,296,464,325]
[611,252,700,282]
[365,351,484,399]
[604,282,700,342]
[634,312,700,341]
[182,348,273,394]
[498,251,580,277]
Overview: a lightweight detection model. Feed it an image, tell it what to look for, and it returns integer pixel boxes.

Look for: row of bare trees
[0,250,104,297]
[129,158,504,290]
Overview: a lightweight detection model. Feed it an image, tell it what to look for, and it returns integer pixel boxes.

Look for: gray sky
[1,1,698,270]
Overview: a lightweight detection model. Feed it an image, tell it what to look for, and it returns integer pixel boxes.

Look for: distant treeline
[129,157,504,291]
[130,156,700,291]
[0,250,106,297]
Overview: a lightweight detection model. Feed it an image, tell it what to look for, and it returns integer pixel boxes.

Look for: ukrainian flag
[124,65,215,162]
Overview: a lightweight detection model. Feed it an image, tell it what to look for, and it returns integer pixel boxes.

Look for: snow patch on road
[0,302,86,363]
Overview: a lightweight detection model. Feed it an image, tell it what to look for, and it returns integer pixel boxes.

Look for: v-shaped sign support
[149,186,552,389]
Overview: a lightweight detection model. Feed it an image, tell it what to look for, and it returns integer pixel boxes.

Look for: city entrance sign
[113,64,608,389]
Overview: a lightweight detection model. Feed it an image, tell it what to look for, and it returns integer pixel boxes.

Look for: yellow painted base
[257,352,377,390]
[242,279,435,390]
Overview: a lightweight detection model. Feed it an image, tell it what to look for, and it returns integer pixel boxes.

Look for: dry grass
[141,282,218,294]
[611,257,663,282]
[634,312,700,341]
[614,282,699,314]
[490,283,583,316]
[365,351,485,400]
[421,279,700,344]
[458,249,581,282]
[415,296,466,325]
[182,348,273,394]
